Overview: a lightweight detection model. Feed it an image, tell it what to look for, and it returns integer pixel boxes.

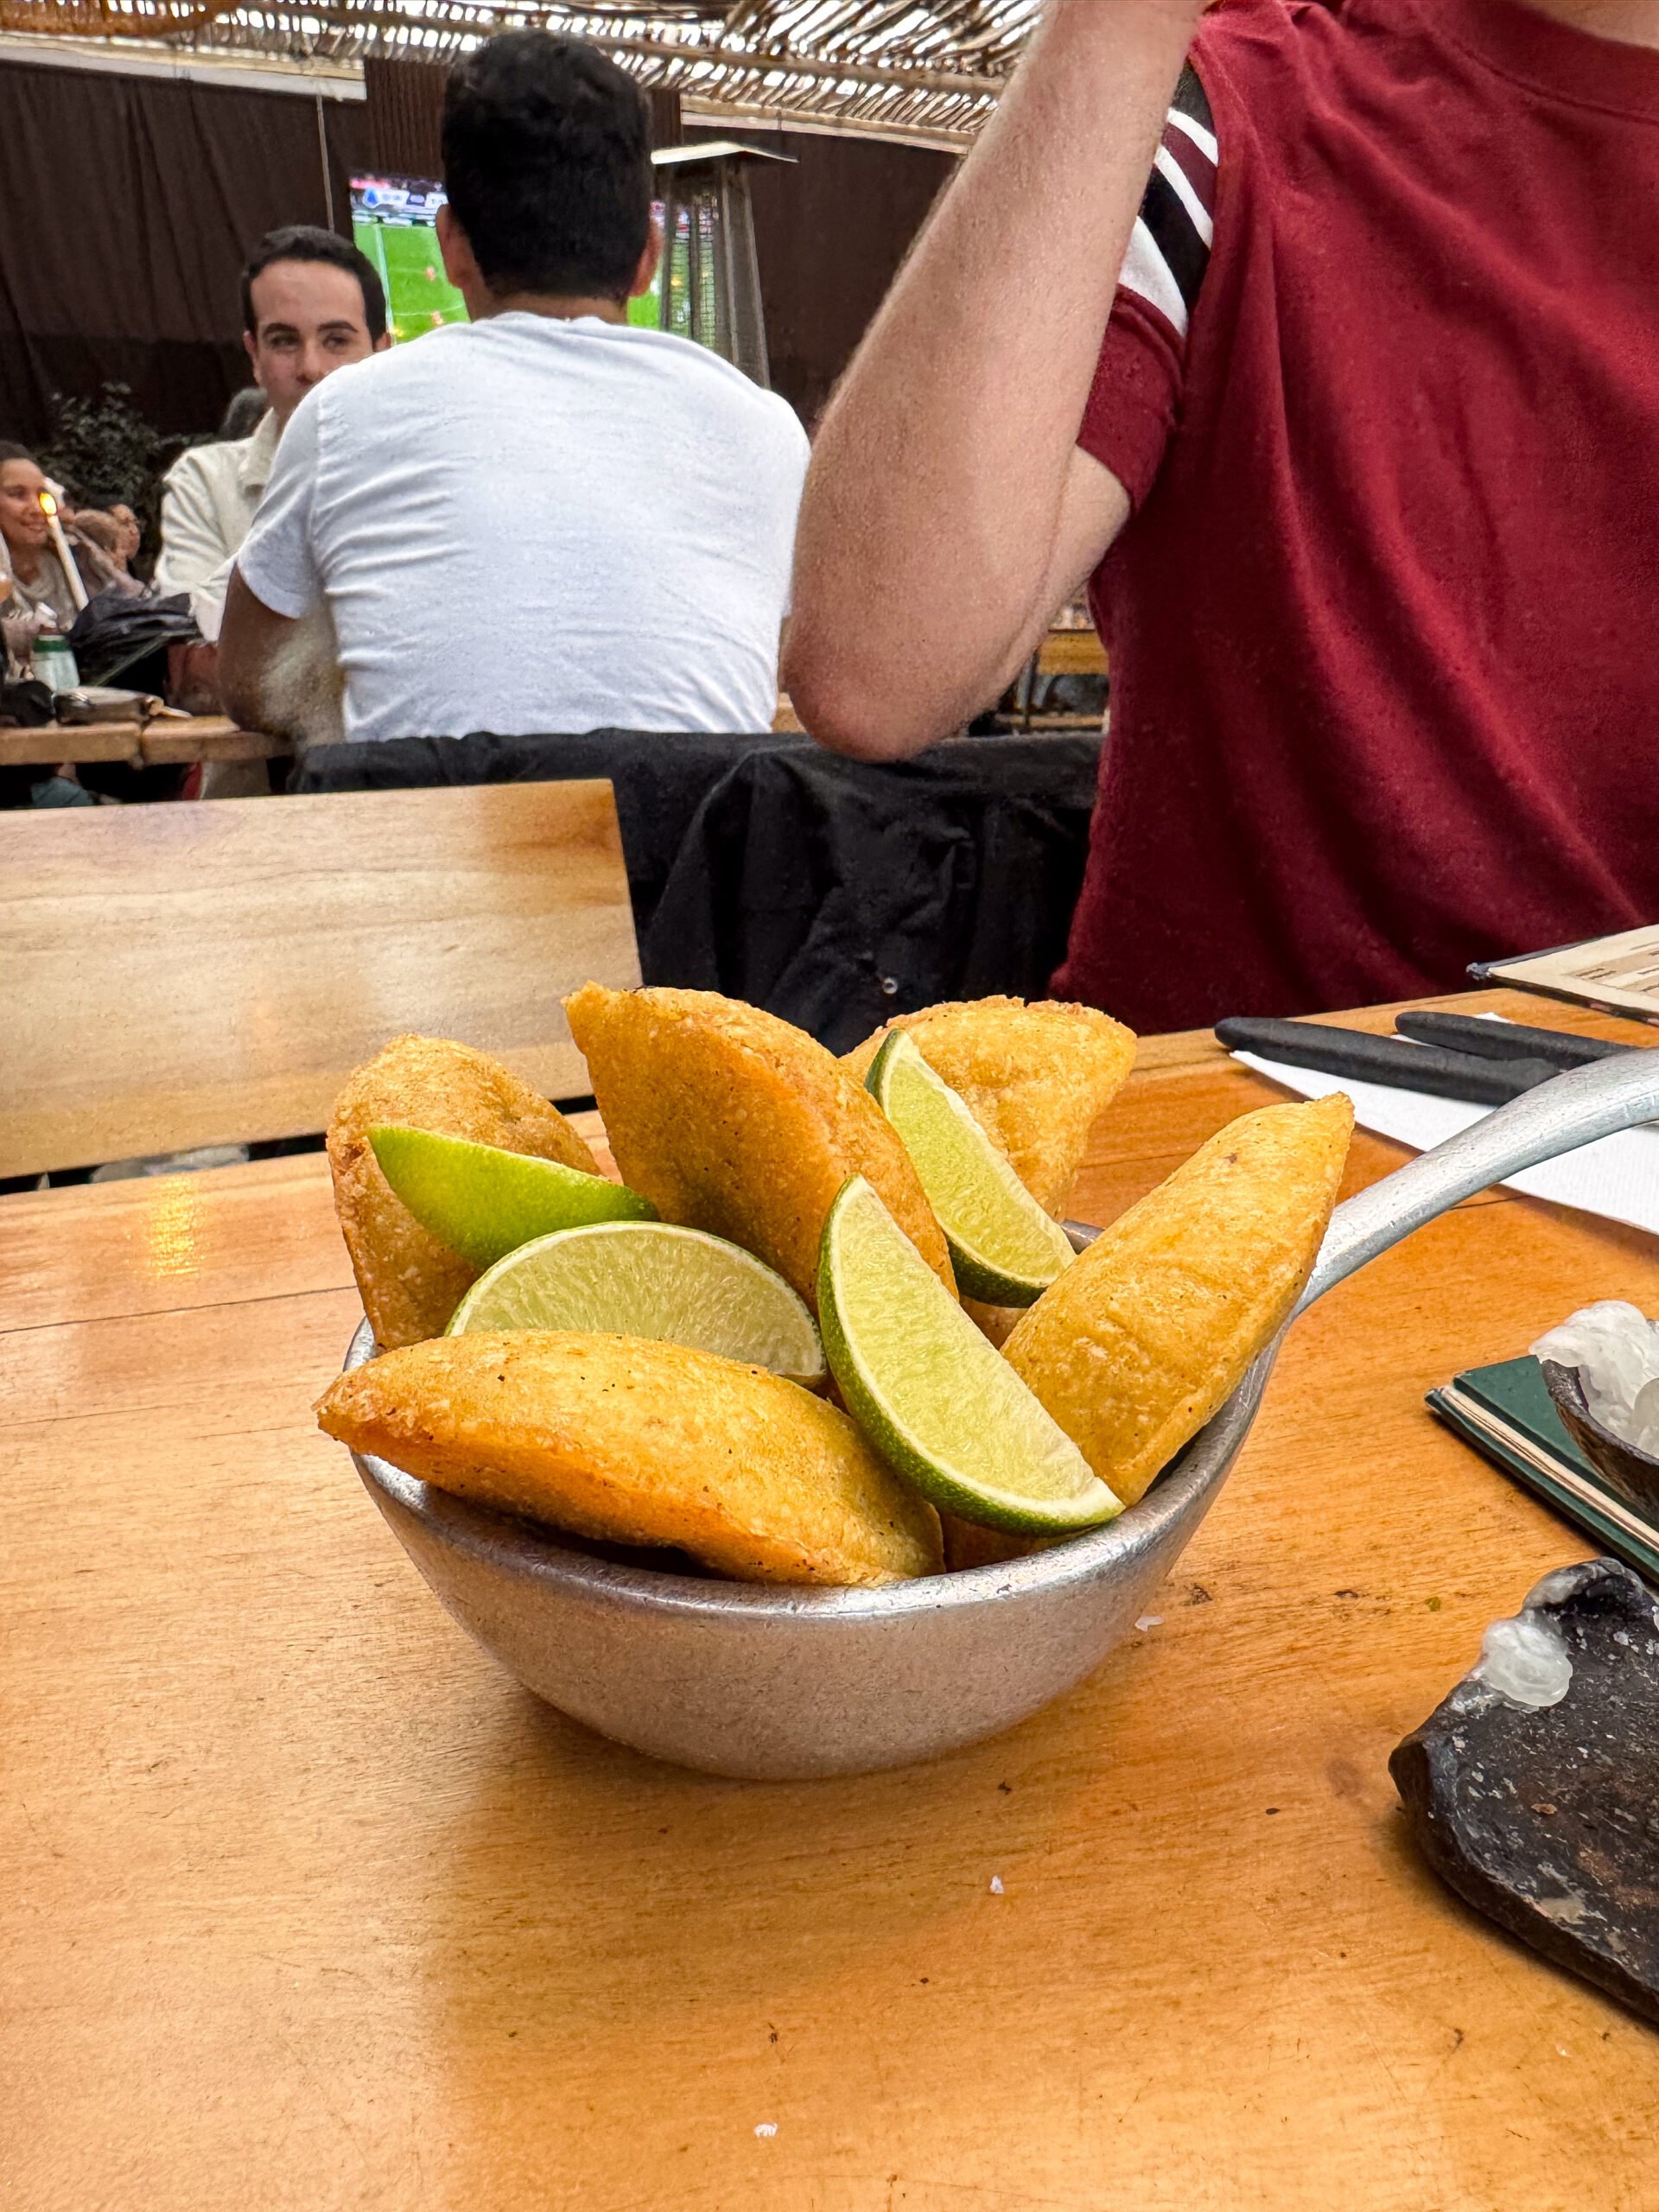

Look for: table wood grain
[1035,627,1109,677]
[0,714,289,770]
[0,779,639,1177]
[4,988,1658,2210]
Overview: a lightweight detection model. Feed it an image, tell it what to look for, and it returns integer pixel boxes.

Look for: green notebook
[1427,1357,1659,1583]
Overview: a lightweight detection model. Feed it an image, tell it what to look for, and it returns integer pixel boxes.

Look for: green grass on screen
[354,216,469,342]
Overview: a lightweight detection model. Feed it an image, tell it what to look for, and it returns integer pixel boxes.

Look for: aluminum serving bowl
[343,1050,1659,1780]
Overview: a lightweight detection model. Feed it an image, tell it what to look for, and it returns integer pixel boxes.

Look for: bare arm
[784,0,1200,760]
[218,566,296,733]
[219,568,346,747]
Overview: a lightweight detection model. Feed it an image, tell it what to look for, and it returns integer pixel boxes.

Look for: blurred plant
[39,383,163,509]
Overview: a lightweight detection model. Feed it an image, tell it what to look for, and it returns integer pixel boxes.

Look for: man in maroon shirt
[785,0,1659,1033]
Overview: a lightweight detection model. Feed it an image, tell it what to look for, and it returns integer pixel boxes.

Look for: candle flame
[38,491,57,519]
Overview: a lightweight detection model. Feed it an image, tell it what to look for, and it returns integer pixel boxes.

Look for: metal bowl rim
[343,1315,1269,1622]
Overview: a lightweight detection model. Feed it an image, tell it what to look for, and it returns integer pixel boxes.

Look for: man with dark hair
[441,33,652,301]
[156,224,388,632]
[219,34,806,744]
[237,226,388,358]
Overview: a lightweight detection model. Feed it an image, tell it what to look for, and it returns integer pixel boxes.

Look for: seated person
[63,505,145,598]
[219,33,808,746]
[156,226,388,636]
[1,456,164,806]
[0,446,86,636]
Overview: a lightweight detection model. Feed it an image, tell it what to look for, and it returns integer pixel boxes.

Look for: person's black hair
[240,225,388,344]
[442,33,652,303]
[0,442,34,467]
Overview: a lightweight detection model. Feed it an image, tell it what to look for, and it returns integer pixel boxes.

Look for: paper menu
[1471,925,1659,1024]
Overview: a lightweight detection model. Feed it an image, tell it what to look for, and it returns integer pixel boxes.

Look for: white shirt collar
[237,405,283,498]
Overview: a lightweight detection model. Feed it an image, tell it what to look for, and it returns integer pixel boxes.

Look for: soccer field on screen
[354,213,468,343]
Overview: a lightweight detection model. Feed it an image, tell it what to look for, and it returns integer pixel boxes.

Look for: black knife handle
[1214,1016,1560,1105]
[1393,1009,1629,1069]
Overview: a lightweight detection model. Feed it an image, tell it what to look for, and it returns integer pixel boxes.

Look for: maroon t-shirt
[1056,0,1659,1033]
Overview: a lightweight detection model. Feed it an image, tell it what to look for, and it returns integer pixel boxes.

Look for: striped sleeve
[1078,62,1217,510]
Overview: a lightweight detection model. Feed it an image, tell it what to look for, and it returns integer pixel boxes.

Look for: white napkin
[1232,1049,1659,1240]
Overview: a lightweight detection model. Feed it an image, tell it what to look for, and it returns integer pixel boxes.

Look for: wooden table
[1035,626,1109,678]
[5,986,1658,2209]
[1011,625,1109,732]
[0,779,639,1179]
[0,713,287,770]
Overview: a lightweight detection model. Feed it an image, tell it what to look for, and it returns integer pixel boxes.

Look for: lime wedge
[866,1030,1076,1306]
[818,1177,1120,1534]
[448,1219,827,1387]
[369,1124,655,1270]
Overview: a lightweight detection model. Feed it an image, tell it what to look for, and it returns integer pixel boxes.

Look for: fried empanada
[564,984,954,1308]
[1002,1094,1352,1504]
[842,996,1136,1220]
[329,1034,599,1348]
[316,1331,943,1586]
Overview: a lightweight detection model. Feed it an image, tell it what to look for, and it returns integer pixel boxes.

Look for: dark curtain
[360,56,448,176]
[0,59,371,448]
[361,55,682,173]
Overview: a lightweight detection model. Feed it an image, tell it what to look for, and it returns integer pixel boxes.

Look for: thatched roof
[0,0,1026,143]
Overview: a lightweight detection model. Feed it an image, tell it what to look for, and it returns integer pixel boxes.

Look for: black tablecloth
[293,729,1102,1048]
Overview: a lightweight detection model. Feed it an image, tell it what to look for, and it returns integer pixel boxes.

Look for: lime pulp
[448,1218,826,1387]
[817,1176,1119,1534]
[866,1031,1074,1306]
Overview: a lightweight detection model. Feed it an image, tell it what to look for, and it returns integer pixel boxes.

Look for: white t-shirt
[236,314,810,743]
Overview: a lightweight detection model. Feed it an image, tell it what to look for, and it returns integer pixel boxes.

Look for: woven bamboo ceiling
[0,0,1027,141]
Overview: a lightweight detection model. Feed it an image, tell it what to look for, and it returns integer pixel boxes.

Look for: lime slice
[818,1177,1120,1534]
[369,1124,655,1270]
[448,1219,827,1387]
[866,1030,1076,1306]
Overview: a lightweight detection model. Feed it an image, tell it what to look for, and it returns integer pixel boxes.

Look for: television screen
[351,175,468,342]
[351,175,668,343]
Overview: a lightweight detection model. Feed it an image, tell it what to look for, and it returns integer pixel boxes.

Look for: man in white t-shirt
[220,33,808,744]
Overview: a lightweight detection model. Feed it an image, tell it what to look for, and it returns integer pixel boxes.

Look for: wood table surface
[0,713,288,770]
[0,779,639,1178]
[1035,626,1109,678]
[5,986,1658,2210]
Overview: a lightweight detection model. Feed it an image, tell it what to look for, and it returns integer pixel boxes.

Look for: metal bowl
[346,1313,1268,1780]
[341,1046,1659,1780]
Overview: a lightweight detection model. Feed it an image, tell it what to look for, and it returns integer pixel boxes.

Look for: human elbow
[782,632,949,763]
